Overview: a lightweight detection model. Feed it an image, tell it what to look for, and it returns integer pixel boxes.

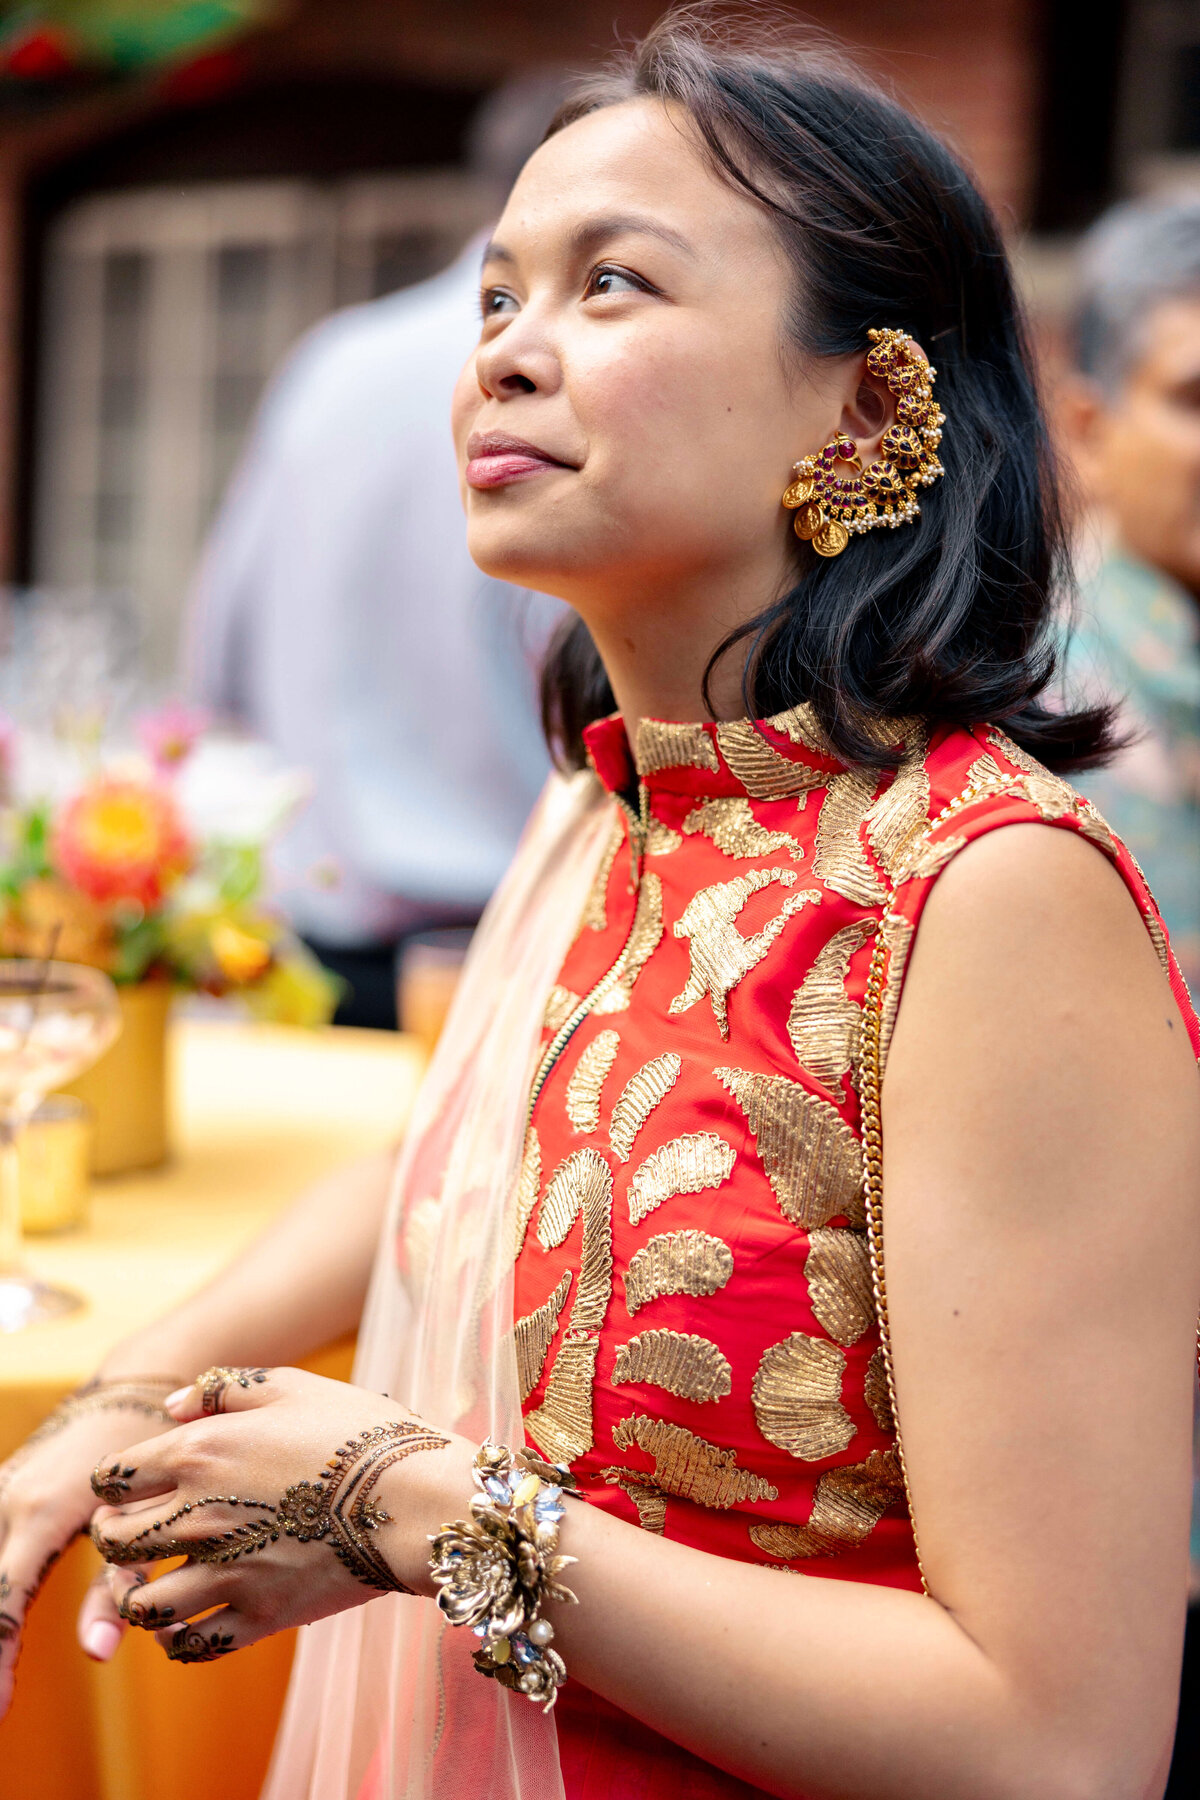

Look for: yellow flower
[210,921,271,984]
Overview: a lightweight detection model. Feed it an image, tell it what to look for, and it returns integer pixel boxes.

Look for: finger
[0,1529,51,1715]
[166,1367,274,1423]
[158,1606,249,1664]
[110,1560,225,1632]
[91,1494,280,1568]
[77,1567,131,1662]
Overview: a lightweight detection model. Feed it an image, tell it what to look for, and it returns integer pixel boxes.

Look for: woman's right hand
[0,1394,177,1718]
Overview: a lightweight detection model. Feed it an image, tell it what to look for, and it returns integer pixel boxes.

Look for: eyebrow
[482,212,698,270]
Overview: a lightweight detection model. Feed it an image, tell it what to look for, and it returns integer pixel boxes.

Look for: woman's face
[451,98,858,621]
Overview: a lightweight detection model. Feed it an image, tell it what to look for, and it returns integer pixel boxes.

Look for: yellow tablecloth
[0,1019,424,1800]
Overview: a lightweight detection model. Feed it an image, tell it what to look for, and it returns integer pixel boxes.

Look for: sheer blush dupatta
[262,771,614,1800]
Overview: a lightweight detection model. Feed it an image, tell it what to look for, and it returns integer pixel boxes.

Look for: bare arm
[478,825,1200,1800]
[98,1144,395,1380]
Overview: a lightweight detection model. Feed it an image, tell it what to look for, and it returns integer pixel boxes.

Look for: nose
[473,310,561,403]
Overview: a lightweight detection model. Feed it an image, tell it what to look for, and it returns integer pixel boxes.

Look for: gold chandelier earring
[782,327,945,558]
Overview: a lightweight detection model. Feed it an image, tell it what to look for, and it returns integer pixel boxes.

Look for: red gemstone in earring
[837,438,857,459]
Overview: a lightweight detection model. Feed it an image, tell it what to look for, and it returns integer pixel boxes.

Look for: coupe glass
[0,961,122,1331]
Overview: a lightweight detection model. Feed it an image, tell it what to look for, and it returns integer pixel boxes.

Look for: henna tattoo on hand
[93,1494,281,1566]
[91,1462,137,1506]
[0,1574,19,1647]
[197,1367,270,1417]
[118,1580,175,1629]
[166,1624,235,1663]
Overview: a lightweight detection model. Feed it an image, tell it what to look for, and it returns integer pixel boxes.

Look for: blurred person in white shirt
[185,78,567,1027]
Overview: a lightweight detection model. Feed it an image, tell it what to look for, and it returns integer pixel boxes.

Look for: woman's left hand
[88,1367,469,1663]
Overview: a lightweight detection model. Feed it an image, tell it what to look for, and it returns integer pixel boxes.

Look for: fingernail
[164,1388,192,1410]
[84,1620,122,1661]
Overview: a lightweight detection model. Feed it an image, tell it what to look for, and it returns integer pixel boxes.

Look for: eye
[584,264,651,300]
[479,286,518,320]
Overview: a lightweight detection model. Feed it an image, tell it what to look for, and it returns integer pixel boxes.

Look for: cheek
[450,356,481,460]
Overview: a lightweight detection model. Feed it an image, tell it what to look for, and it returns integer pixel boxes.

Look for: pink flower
[136,701,209,774]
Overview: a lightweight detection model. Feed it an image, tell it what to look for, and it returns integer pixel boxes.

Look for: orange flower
[210,921,272,984]
[54,780,192,910]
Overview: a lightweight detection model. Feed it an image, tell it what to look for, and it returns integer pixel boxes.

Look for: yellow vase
[58,981,172,1175]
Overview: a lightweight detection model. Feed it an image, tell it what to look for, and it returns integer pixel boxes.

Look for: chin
[465,516,597,599]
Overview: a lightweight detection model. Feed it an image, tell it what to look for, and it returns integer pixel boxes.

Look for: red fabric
[513,714,1199,1796]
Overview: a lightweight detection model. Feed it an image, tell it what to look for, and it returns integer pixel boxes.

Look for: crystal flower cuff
[428,1440,579,1710]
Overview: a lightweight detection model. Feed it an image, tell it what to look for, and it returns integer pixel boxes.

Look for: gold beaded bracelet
[428,1441,580,1711]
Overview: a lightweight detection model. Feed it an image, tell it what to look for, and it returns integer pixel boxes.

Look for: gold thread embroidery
[635,720,720,775]
[813,771,887,905]
[611,1414,778,1508]
[966,751,1005,789]
[766,703,832,756]
[613,1330,733,1403]
[876,913,915,1074]
[524,1336,600,1465]
[582,819,623,931]
[751,1332,855,1460]
[624,1230,734,1316]
[514,1270,572,1401]
[1076,800,1121,861]
[715,1066,865,1228]
[805,1227,874,1346]
[565,1030,620,1134]
[537,1148,611,1251]
[593,874,664,1014]
[894,834,968,882]
[987,727,1081,819]
[627,1131,737,1227]
[1145,910,1171,978]
[681,796,804,863]
[601,1468,667,1533]
[670,870,820,1038]
[786,919,876,1089]
[864,1346,894,1433]
[646,818,683,856]
[543,985,580,1034]
[748,1448,904,1558]
[510,1126,542,1260]
[864,731,930,878]
[610,1053,682,1162]
[715,720,831,799]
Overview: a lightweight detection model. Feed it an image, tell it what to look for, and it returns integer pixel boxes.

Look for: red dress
[511,707,1200,1798]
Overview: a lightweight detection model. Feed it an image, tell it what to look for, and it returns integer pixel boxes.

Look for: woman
[2,13,1198,1799]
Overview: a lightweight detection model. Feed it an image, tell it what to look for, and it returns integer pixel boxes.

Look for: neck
[570,547,792,740]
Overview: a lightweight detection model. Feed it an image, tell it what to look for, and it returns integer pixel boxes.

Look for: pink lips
[465,431,571,489]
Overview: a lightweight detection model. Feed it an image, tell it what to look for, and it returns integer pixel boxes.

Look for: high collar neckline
[582,705,912,801]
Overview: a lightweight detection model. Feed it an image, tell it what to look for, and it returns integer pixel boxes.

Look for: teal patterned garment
[1062,547,1200,1577]
[1064,550,1200,994]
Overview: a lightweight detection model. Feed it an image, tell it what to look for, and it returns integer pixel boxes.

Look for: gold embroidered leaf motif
[627,1132,737,1227]
[670,869,820,1038]
[537,1148,612,1251]
[786,919,876,1088]
[747,1448,904,1558]
[509,1126,541,1260]
[624,1230,734,1316]
[715,720,832,800]
[966,751,1005,789]
[565,1030,620,1134]
[715,1067,865,1228]
[752,1332,855,1460]
[681,796,804,863]
[864,730,930,878]
[813,771,887,905]
[601,1467,667,1533]
[543,985,580,1034]
[592,874,664,1014]
[987,727,1080,819]
[611,1414,778,1508]
[645,818,682,856]
[635,720,719,776]
[766,702,831,756]
[894,834,968,883]
[613,1330,733,1403]
[876,913,915,1074]
[1144,909,1171,979]
[610,1053,682,1163]
[805,1228,874,1345]
[1076,800,1120,861]
[582,819,623,932]
[864,1346,894,1434]
[514,1270,572,1400]
[524,1336,600,1465]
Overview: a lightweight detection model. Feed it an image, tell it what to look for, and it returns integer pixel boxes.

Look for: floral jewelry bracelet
[428,1441,580,1711]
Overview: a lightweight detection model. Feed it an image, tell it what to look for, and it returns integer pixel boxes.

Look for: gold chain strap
[860,929,929,1595]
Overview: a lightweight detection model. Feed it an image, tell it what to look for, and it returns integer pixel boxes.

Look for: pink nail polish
[84,1620,122,1660]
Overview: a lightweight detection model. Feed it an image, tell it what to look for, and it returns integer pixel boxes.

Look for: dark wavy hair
[538,6,1116,773]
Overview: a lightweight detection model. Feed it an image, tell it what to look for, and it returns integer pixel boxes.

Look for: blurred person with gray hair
[185,76,568,1028]
[1059,194,1200,1798]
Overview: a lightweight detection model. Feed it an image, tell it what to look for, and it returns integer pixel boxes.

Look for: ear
[833,338,933,463]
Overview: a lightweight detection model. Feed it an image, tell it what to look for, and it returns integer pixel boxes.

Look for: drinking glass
[0,961,122,1331]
